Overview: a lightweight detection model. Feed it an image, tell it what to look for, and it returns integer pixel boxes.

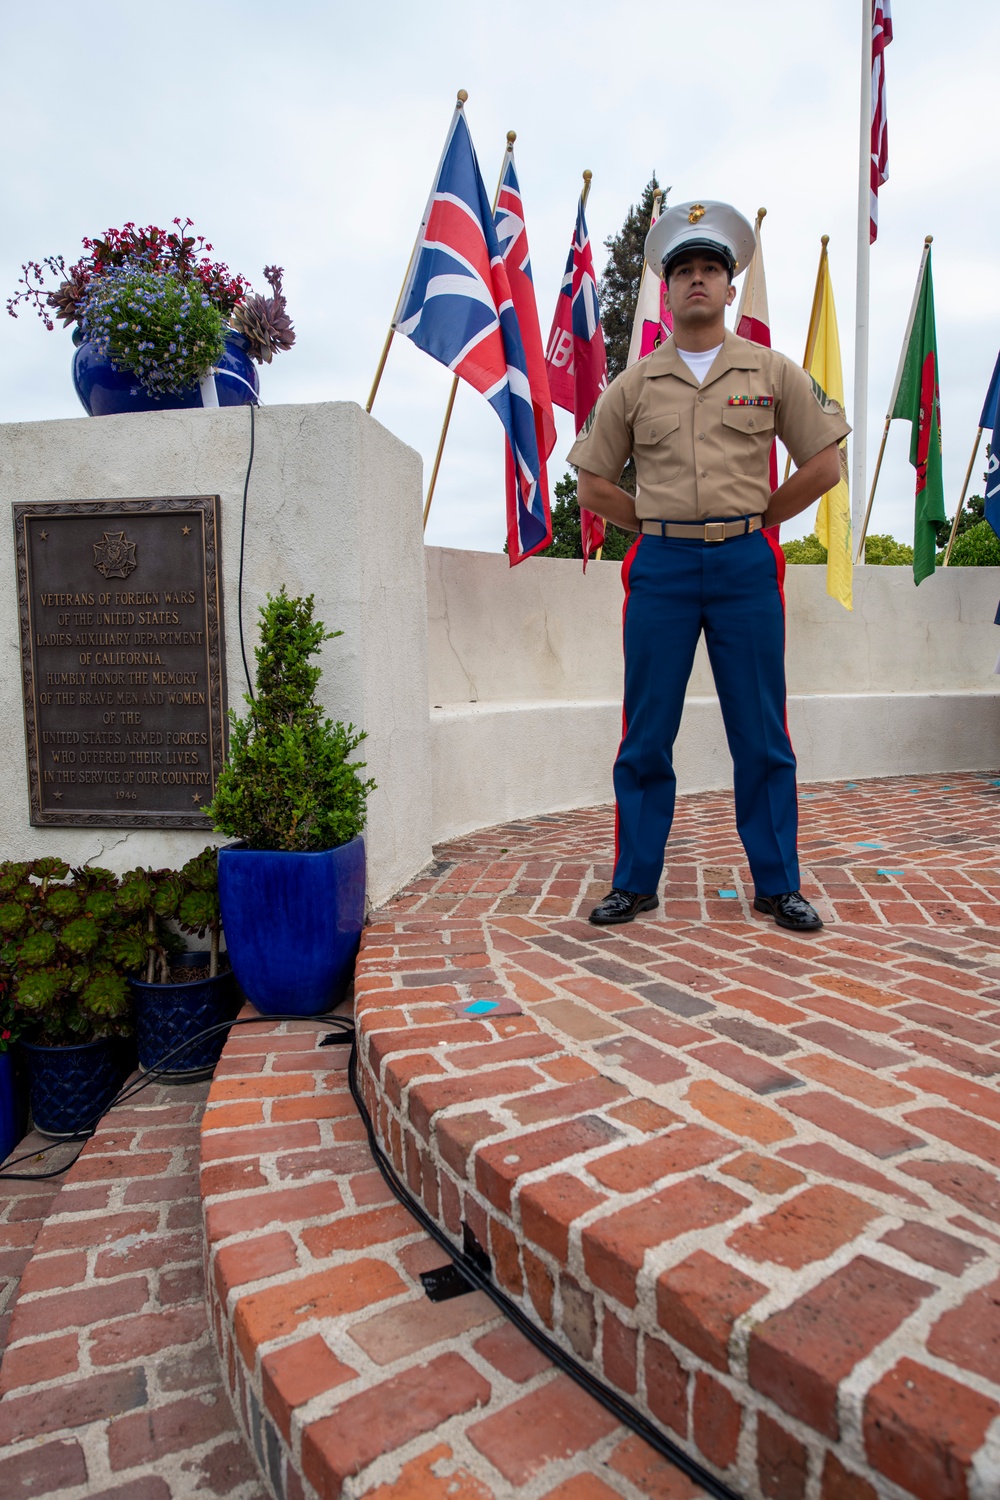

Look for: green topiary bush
[207,589,375,853]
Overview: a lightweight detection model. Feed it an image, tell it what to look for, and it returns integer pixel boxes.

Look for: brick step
[201,1013,704,1499]
[352,777,1000,1500]
[0,1079,266,1500]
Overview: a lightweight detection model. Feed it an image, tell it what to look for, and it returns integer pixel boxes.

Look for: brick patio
[2,771,1000,1500]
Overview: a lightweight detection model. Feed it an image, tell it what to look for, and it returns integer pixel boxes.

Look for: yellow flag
[804,239,852,610]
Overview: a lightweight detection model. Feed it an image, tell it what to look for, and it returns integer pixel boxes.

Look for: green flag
[890,246,946,583]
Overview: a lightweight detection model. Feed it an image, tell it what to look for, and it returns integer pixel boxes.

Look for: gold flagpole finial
[506,131,516,146]
[924,234,933,245]
[457,89,468,104]
[757,207,767,223]
[821,234,830,247]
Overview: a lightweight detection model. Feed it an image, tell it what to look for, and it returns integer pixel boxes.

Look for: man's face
[662,252,736,322]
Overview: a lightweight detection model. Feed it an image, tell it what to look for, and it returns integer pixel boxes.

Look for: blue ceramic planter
[218,838,366,1016]
[129,952,241,1079]
[18,1036,130,1139]
[72,329,259,416]
[0,1052,19,1162]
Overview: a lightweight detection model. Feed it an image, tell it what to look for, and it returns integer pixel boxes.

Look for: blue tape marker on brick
[855,841,883,849]
[877,869,904,875]
[464,1000,499,1015]
[845,783,858,789]
[717,889,739,899]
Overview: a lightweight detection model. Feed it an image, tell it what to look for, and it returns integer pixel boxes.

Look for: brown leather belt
[640,515,764,542]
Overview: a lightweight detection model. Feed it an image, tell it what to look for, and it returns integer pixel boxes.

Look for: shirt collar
[642,328,764,388]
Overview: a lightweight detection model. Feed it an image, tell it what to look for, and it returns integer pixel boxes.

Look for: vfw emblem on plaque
[93,531,137,579]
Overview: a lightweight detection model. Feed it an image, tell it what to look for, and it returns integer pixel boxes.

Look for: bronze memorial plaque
[14,496,225,828]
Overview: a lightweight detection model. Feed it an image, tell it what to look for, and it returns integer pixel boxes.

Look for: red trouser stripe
[762,527,792,744]
[614,536,642,871]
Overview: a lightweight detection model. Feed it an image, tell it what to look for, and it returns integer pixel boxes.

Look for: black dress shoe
[589,888,659,926]
[753,891,823,932]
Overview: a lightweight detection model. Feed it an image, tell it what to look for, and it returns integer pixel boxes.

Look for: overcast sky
[2,0,997,553]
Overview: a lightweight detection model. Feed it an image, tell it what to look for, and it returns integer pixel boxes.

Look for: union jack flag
[545,190,608,567]
[495,149,554,563]
[395,104,541,542]
[870,0,893,243]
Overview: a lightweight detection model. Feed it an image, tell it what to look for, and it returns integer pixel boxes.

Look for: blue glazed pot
[129,952,241,1079]
[18,1036,130,1139]
[218,838,366,1016]
[0,1051,19,1162]
[71,329,259,416]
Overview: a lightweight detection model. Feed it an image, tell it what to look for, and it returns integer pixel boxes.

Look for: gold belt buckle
[703,521,727,543]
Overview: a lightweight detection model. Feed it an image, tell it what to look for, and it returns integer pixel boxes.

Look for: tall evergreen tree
[599,174,661,382]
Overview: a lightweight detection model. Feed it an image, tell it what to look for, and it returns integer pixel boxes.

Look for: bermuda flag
[627,195,673,367]
[495,148,555,563]
[545,189,608,566]
[395,103,541,541]
[871,1,893,243]
[734,211,779,494]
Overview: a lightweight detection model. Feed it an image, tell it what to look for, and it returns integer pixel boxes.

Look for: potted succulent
[7,218,294,415]
[1,859,137,1137]
[123,848,239,1079]
[208,589,375,1016]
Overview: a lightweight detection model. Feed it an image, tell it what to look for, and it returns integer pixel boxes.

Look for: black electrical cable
[0,1011,354,1182]
[237,400,257,700]
[346,1035,745,1500]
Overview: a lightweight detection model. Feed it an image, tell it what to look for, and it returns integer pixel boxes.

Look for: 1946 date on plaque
[14,496,226,828]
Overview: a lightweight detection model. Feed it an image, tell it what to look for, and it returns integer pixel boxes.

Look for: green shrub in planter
[208,588,375,851]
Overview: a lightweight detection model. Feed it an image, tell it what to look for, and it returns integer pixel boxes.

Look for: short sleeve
[775,357,852,468]
[566,376,632,480]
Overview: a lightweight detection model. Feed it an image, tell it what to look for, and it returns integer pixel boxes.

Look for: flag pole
[422,128,517,531]
[851,0,872,556]
[367,89,469,414]
[582,170,604,559]
[942,426,984,566]
[855,234,933,561]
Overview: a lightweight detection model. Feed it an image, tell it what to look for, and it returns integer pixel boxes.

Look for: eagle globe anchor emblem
[93,532,138,580]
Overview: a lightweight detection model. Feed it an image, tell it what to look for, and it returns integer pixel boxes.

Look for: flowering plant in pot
[0,859,138,1137]
[7,218,295,415]
[120,848,238,1079]
[208,589,375,1016]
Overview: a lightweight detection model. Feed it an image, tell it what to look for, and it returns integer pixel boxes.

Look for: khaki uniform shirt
[567,328,851,521]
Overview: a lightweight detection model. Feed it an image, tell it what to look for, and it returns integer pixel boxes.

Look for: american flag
[495,150,554,564]
[870,0,893,243]
[395,104,541,530]
[545,190,608,567]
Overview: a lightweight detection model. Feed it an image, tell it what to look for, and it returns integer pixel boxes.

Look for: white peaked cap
[645,200,756,280]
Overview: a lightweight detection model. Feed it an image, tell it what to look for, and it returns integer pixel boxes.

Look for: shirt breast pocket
[720,406,775,477]
[632,412,682,482]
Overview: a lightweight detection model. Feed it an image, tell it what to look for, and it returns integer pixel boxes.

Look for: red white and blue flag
[870,0,893,243]
[395,104,542,546]
[495,149,554,563]
[545,191,608,566]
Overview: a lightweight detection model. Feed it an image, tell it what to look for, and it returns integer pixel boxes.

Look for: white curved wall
[427,548,1000,843]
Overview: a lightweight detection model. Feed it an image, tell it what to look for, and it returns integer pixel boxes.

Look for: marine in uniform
[569,200,850,932]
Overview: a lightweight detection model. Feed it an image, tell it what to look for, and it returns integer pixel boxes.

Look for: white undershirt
[675,343,723,384]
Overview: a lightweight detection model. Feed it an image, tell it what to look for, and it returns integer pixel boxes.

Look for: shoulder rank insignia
[727,395,774,407]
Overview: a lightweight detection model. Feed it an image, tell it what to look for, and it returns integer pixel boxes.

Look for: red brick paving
[5,772,1000,1500]
[0,1085,266,1500]
[351,774,1000,1500]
